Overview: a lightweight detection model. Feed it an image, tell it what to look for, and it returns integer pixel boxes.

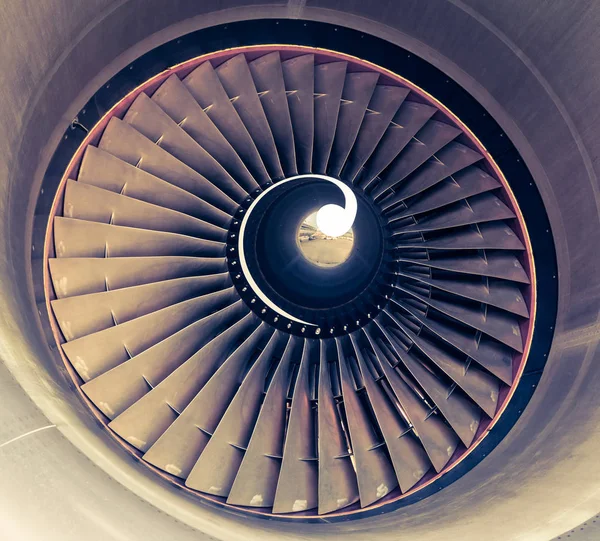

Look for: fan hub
[232,174,389,333]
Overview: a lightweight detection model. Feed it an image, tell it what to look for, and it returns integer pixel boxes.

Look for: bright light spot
[316,204,353,238]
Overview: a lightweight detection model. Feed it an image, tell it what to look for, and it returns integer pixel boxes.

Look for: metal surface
[0,0,597,539]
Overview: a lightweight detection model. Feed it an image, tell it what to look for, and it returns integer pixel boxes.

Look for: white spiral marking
[239,174,358,326]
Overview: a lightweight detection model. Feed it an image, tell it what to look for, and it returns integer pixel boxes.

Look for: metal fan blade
[108,312,260,455]
[124,92,246,203]
[374,141,481,201]
[53,217,225,259]
[327,71,380,177]
[397,269,529,317]
[387,166,501,220]
[394,222,526,251]
[395,250,530,284]
[52,274,230,341]
[396,321,500,417]
[61,287,238,382]
[282,54,314,174]
[216,54,284,180]
[364,328,459,472]
[227,336,302,507]
[359,101,436,187]
[378,317,481,447]
[272,339,318,514]
[78,146,226,221]
[389,193,515,231]
[81,301,248,419]
[186,332,288,496]
[63,180,226,241]
[372,121,461,197]
[249,52,297,178]
[183,60,270,185]
[312,61,347,174]
[349,332,430,493]
[317,339,359,515]
[393,298,514,385]
[341,86,409,182]
[99,118,235,222]
[142,324,272,478]
[151,74,259,193]
[394,283,524,352]
[335,338,397,507]
[49,256,227,299]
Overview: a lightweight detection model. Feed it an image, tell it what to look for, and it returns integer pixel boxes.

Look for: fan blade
[272,339,318,514]
[183,60,271,185]
[186,332,288,496]
[49,256,227,299]
[249,52,297,178]
[396,269,529,317]
[282,54,314,174]
[151,74,258,193]
[52,274,230,341]
[374,141,481,201]
[393,222,526,251]
[386,167,501,220]
[81,300,248,419]
[124,93,246,203]
[395,250,530,284]
[216,54,284,180]
[317,339,359,515]
[393,298,514,385]
[389,194,515,231]
[327,71,379,177]
[359,101,436,187]
[394,283,524,352]
[53,217,225,259]
[395,321,500,417]
[349,332,430,493]
[378,317,481,447]
[227,336,302,507]
[108,312,260,454]
[78,146,225,221]
[142,324,272,477]
[63,180,226,241]
[371,120,461,197]
[99,118,235,222]
[61,287,238,382]
[312,61,347,174]
[341,86,409,182]
[364,327,459,472]
[335,338,397,507]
